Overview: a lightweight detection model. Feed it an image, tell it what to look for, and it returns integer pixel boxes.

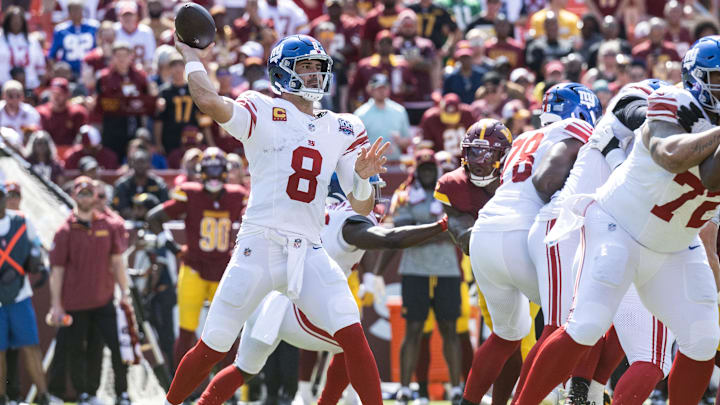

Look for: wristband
[353,171,372,201]
[438,214,448,232]
[184,61,207,81]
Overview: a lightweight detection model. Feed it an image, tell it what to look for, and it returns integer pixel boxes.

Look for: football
[175,3,216,49]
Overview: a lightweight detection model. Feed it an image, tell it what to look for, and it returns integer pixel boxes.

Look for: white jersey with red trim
[596,85,720,253]
[475,118,593,231]
[321,200,378,277]
[220,91,369,243]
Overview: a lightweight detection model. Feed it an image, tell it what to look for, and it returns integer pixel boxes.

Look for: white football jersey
[596,85,720,253]
[321,200,377,277]
[258,0,309,37]
[113,23,156,63]
[475,118,593,231]
[0,102,41,135]
[220,91,369,243]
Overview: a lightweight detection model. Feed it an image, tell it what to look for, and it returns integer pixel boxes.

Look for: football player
[515,36,720,405]
[434,119,537,405]
[168,34,388,405]
[460,83,601,405]
[195,176,449,405]
[147,147,247,369]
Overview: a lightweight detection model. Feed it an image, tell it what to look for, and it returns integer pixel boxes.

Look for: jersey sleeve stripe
[343,135,369,155]
[648,101,678,115]
[237,99,257,139]
[433,190,451,206]
[565,124,591,143]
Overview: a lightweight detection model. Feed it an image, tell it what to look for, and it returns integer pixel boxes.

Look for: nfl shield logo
[293,238,302,248]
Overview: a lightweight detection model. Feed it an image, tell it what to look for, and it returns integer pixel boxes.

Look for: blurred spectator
[663,1,692,56]
[112,149,169,219]
[315,21,350,112]
[471,71,520,120]
[49,177,131,405]
[592,79,613,111]
[154,53,202,156]
[63,124,120,170]
[82,21,116,84]
[258,0,309,37]
[361,0,405,56]
[227,153,248,188]
[354,73,411,161]
[408,0,458,54]
[113,1,156,68]
[36,78,89,146]
[464,0,502,38]
[693,19,720,42]
[529,0,580,40]
[484,14,524,70]
[585,0,624,19]
[168,126,205,169]
[587,16,631,68]
[210,6,242,68]
[309,0,363,63]
[631,17,681,73]
[578,14,603,63]
[24,130,65,185]
[235,57,269,94]
[443,44,487,105]
[525,12,573,76]
[173,148,203,187]
[151,46,179,88]
[419,93,474,156]
[51,0,102,23]
[0,80,40,138]
[133,128,168,170]
[501,99,532,135]
[583,40,625,85]
[349,30,415,108]
[544,60,565,84]
[142,0,173,45]
[0,127,23,152]
[393,10,437,124]
[96,41,150,161]
[0,6,47,90]
[561,53,586,83]
[434,0,480,33]
[48,0,99,78]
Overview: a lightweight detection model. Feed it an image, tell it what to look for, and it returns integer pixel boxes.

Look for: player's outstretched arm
[443,205,475,256]
[175,36,233,124]
[341,215,447,250]
[348,137,390,215]
[643,119,720,176]
[532,138,583,203]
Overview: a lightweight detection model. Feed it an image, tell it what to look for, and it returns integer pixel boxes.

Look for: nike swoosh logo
[312,246,322,249]
[689,245,701,250]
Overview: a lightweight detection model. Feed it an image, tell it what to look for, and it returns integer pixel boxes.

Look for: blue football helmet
[540,82,603,127]
[268,35,333,102]
[682,35,720,114]
[641,78,671,91]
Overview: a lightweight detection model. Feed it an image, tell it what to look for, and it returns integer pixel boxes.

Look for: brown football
[175,3,216,49]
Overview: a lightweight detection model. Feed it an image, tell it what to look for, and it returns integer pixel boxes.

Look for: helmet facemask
[462,139,506,187]
[273,54,333,102]
[200,158,227,193]
[690,67,720,115]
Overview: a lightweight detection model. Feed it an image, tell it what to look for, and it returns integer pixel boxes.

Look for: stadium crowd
[2,0,720,404]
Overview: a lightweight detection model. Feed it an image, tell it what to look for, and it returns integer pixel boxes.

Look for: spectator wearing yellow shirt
[529,0,580,41]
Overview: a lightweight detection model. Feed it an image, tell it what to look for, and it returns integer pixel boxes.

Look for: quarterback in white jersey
[196,180,449,405]
[167,34,389,405]
[515,37,720,405]
[461,83,600,405]
[524,80,675,405]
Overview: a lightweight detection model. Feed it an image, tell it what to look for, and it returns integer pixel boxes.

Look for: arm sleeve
[561,118,593,144]
[219,96,254,142]
[613,97,647,132]
[335,119,369,195]
[163,187,189,218]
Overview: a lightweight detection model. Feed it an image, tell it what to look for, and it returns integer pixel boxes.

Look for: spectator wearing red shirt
[62,125,120,170]
[36,78,89,147]
[167,126,206,169]
[631,18,681,73]
[419,93,475,156]
[309,0,363,63]
[48,177,130,405]
[392,9,437,125]
[96,41,150,162]
[361,0,405,56]
[82,21,116,83]
[349,30,416,109]
[485,14,525,70]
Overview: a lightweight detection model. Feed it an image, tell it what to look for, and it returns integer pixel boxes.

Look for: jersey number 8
[287,147,323,203]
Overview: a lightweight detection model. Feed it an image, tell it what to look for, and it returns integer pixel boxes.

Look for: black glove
[677,102,705,133]
[165,239,182,255]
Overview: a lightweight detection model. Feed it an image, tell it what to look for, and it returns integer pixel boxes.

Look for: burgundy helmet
[461,119,513,187]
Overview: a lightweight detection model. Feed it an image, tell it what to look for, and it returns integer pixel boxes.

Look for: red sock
[715,351,720,368]
[333,323,382,405]
[513,325,558,405]
[166,340,226,404]
[462,333,520,403]
[668,351,714,405]
[571,336,604,381]
[492,348,521,405]
[298,350,319,382]
[514,328,591,405]
[460,332,474,379]
[613,362,663,405]
[197,365,245,405]
[415,334,431,383]
[174,328,197,372]
[593,326,625,384]
[318,353,350,405]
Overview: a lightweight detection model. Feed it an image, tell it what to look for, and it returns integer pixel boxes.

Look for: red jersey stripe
[565,124,590,143]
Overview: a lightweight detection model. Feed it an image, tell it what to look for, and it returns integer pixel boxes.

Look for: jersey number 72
[650,171,720,228]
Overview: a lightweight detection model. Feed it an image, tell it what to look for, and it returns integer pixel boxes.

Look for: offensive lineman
[167,34,388,405]
[461,83,602,405]
[196,177,449,405]
[515,36,720,405]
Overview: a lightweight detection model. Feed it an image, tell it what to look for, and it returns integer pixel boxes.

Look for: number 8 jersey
[220,91,369,243]
[596,86,720,253]
[475,118,593,231]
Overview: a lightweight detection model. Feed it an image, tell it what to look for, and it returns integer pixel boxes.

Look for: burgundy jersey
[349,55,416,106]
[162,182,247,281]
[433,167,492,218]
[36,102,89,146]
[361,5,405,48]
[309,14,364,62]
[419,104,475,156]
[485,38,525,69]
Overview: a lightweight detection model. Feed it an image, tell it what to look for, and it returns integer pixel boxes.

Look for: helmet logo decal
[684,47,699,71]
[578,90,597,108]
[270,43,283,64]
